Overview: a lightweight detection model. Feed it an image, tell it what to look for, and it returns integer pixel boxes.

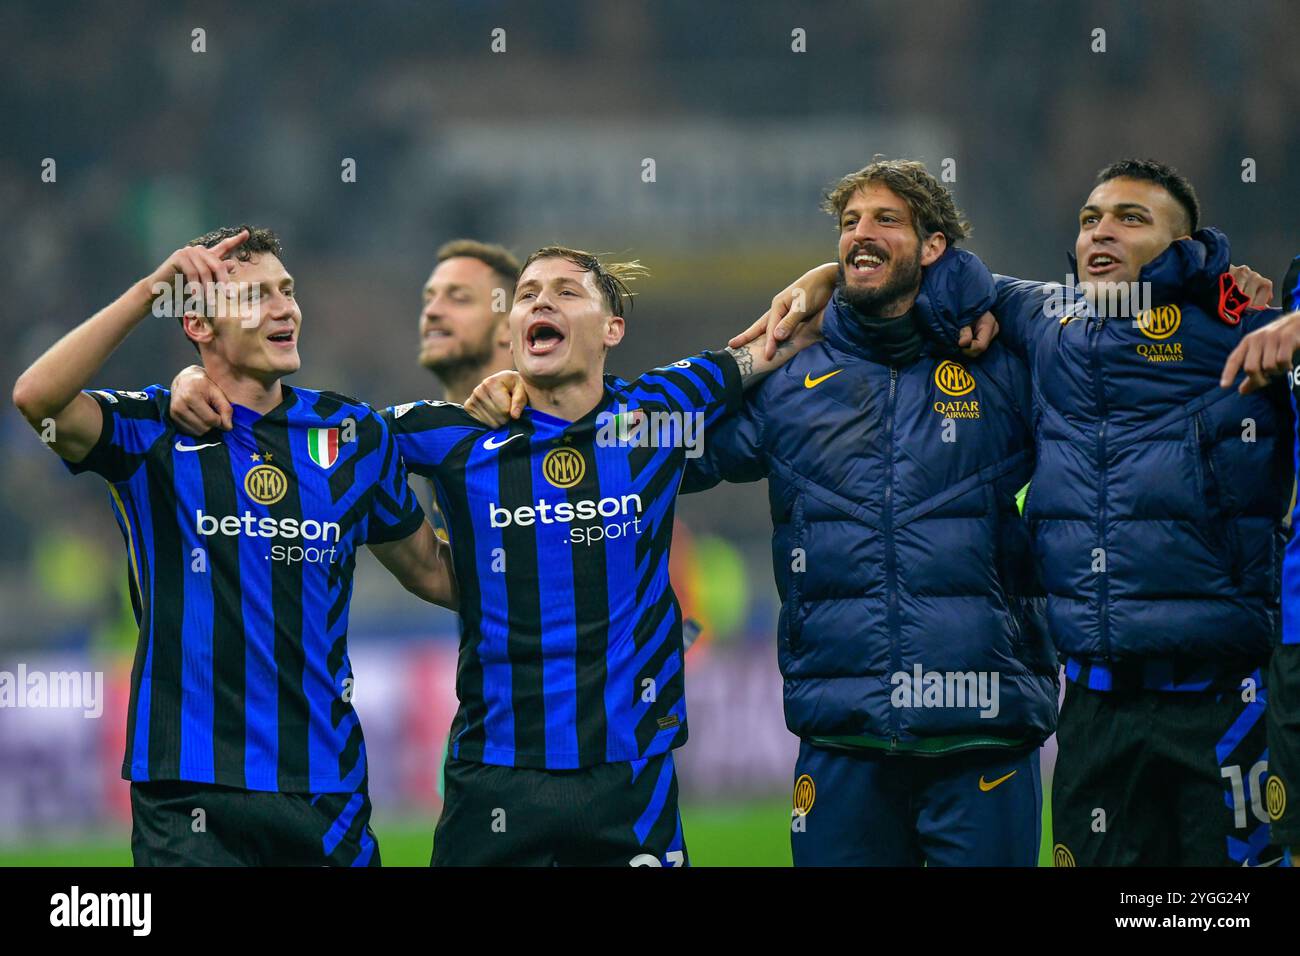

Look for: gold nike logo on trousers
[804,369,843,388]
[979,770,1018,792]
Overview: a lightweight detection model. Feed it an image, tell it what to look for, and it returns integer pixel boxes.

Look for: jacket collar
[822,292,936,366]
[1067,226,1231,307]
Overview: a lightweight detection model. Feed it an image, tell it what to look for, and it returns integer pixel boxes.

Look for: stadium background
[1,0,1297,865]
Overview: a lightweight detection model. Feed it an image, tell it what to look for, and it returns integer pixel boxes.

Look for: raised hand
[1220,310,1300,394]
[148,229,250,315]
[1228,264,1274,309]
[729,262,838,361]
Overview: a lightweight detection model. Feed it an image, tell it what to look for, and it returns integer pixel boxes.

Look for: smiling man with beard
[679,160,1058,866]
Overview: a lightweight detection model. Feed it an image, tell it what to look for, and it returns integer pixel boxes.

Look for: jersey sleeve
[364,410,427,545]
[619,350,743,425]
[381,399,487,477]
[680,388,767,494]
[1281,255,1300,312]
[63,385,170,483]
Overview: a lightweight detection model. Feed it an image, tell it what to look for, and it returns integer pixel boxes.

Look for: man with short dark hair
[1020,161,1294,867]
[12,226,457,866]
[1092,158,1201,235]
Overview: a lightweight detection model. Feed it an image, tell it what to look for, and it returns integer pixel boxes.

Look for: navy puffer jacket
[684,249,1058,748]
[953,229,1293,666]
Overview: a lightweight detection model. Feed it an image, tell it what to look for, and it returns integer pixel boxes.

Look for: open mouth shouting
[525,317,566,356]
[847,244,889,279]
[1085,251,1122,278]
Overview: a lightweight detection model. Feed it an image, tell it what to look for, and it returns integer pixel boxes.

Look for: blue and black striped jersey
[386,351,742,769]
[66,384,424,792]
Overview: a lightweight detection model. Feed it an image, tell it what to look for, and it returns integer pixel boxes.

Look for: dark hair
[187,224,283,260]
[1095,159,1200,234]
[177,225,283,351]
[822,158,970,244]
[436,238,521,291]
[520,246,647,316]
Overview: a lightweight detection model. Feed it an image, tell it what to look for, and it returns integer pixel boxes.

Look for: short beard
[837,245,923,318]
[420,325,498,376]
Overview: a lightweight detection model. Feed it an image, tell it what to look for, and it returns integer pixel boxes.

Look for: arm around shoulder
[369,521,459,610]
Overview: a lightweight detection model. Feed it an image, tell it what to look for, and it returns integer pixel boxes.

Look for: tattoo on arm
[726,344,754,378]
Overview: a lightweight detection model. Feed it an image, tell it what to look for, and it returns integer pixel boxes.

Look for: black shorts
[1052,680,1284,866]
[130,780,381,866]
[432,751,688,866]
[1267,643,1300,846]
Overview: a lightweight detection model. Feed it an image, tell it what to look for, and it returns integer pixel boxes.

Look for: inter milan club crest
[245,461,288,505]
[307,427,340,468]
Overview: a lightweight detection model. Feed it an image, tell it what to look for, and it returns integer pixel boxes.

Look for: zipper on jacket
[884,366,902,741]
[1088,315,1111,662]
[787,494,806,654]
[1194,413,1241,587]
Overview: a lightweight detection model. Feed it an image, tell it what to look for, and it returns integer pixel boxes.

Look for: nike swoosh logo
[175,441,222,452]
[483,433,524,451]
[804,369,843,389]
[979,770,1018,792]
[1246,856,1284,868]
